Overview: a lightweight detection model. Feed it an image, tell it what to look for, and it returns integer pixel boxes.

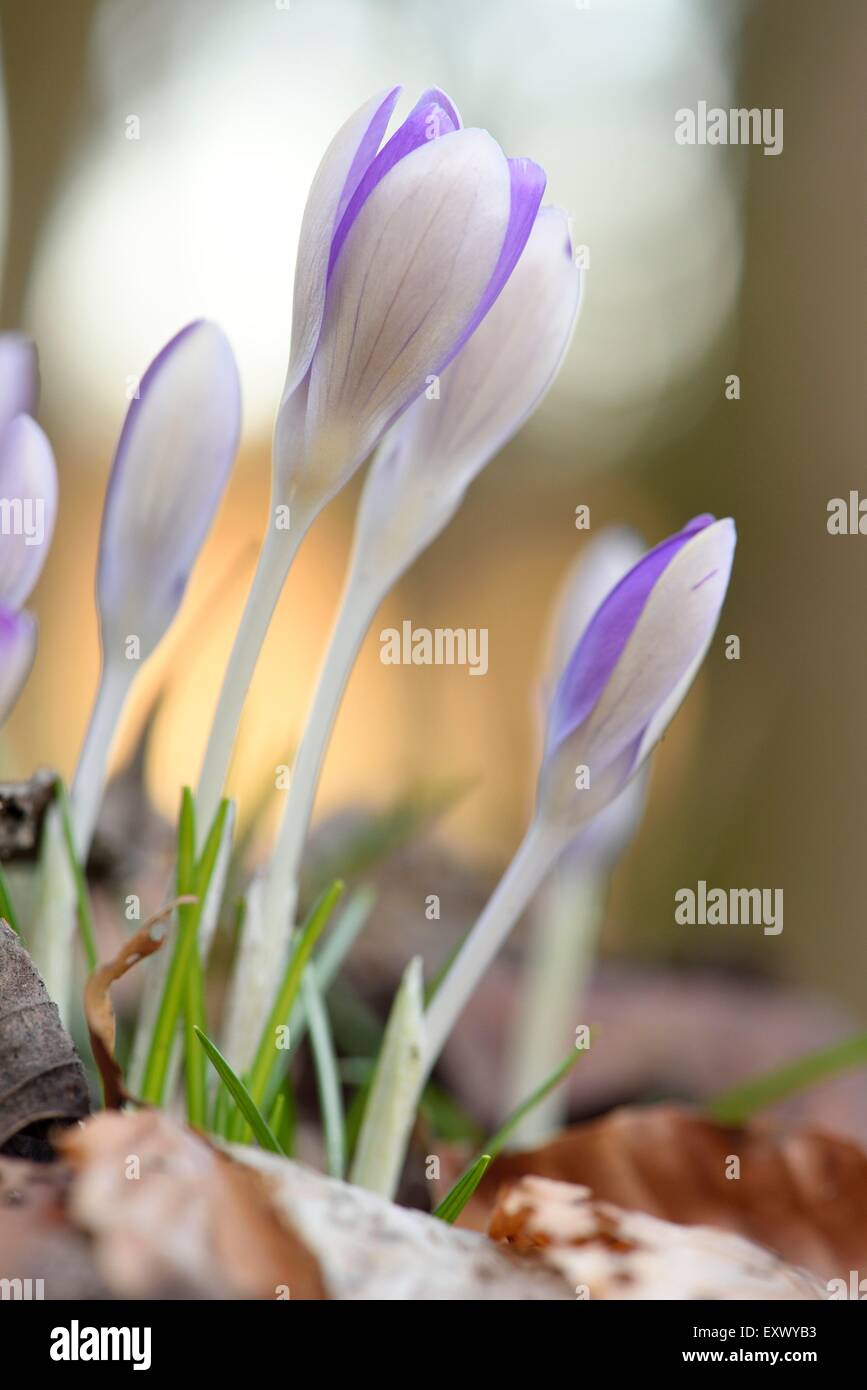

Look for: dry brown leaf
[489,1175,825,1300]
[58,1110,327,1299]
[0,919,89,1156]
[447,1103,867,1283]
[84,898,193,1108]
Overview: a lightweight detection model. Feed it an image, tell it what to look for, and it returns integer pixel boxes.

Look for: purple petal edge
[327,87,460,279]
[547,514,716,753]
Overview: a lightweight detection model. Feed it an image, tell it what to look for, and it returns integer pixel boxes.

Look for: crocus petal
[0,606,36,724]
[0,335,39,439]
[284,86,401,399]
[540,517,736,827]
[352,205,580,579]
[328,88,460,279]
[0,415,58,608]
[294,128,513,510]
[97,320,241,663]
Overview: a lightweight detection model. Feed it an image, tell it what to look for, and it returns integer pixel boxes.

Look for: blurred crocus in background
[0,338,57,725]
[222,203,583,1068]
[30,320,240,1017]
[195,84,546,832]
[504,528,649,1146]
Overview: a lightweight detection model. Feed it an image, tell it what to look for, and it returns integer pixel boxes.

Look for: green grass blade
[193,1026,285,1156]
[708,1032,867,1125]
[178,791,207,1128]
[486,1044,586,1159]
[0,863,21,935]
[56,779,97,971]
[433,1154,492,1224]
[243,881,343,1117]
[140,792,229,1107]
[302,969,345,1178]
[283,888,375,1057]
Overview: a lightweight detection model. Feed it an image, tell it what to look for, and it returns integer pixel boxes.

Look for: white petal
[0,607,36,724]
[298,128,512,510]
[540,519,736,827]
[98,321,241,662]
[0,335,38,437]
[0,416,58,608]
[283,87,400,399]
[547,527,646,686]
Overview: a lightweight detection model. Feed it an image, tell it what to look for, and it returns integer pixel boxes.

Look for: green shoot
[194,1026,286,1156]
[0,863,21,935]
[708,1031,867,1125]
[302,968,345,1178]
[433,1153,492,1224]
[56,779,98,971]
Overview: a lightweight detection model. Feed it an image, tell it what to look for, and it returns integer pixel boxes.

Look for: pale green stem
[503,863,605,1147]
[195,518,307,844]
[71,657,136,856]
[259,565,382,962]
[422,817,570,1077]
[29,803,76,1023]
[350,956,425,1196]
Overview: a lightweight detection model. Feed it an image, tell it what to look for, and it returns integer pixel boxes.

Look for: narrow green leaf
[302,969,345,1178]
[0,863,21,936]
[140,792,229,1107]
[708,1032,867,1125]
[485,1044,587,1160]
[178,791,206,1128]
[433,1154,492,1224]
[242,880,343,1121]
[56,779,97,972]
[193,1026,285,1156]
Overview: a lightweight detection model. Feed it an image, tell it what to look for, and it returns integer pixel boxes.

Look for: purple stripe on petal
[328,88,460,278]
[335,85,402,228]
[438,156,547,374]
[547,514,716,752]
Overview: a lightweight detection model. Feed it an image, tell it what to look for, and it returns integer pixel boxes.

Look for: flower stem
[71,658,135,856]
[260,567,380,949]
[422,817,569,1077]
[195,519,306,843]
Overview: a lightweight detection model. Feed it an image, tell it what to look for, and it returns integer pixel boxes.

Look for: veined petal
[352,205,580,581]
[0,415,58,608]
[284,86,401,399]
[0,606,36,724]
[0,335,38,439]
[297,128,512,510]
[540,517,736,827]
[328,88,460,279]
[97,320,241,663]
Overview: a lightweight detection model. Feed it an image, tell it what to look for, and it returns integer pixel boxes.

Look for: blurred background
[0,0,865,1124]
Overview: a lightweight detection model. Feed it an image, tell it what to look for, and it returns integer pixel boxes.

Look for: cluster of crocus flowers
[194,85,547,833]
[0,336,57,723]
[234,202,584,1033]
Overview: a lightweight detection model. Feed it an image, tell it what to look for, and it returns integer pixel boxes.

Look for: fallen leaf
[84,898,192,1108]
[0,769,57,860]
[59,1110,326,1299]
[0,919,89,1157]
[489,1175,825,1300]
[234,1142,570,1300]
[447,1103,867,1282]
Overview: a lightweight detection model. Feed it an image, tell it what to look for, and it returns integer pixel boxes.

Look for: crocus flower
[423,514,736,1073]
[254,202,581,981]
[71,319,241,854]
[195,85,547,830]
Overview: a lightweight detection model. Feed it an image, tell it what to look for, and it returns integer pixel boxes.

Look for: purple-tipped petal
[0,415,58,609]
[97,320,241,663]
[0,606,36,725]
[0,335,39,439]
[538,517,736,830]
[284,86,402,398]
[548,514,716,753]
[328,88,460,279]
[439,156,547,373]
